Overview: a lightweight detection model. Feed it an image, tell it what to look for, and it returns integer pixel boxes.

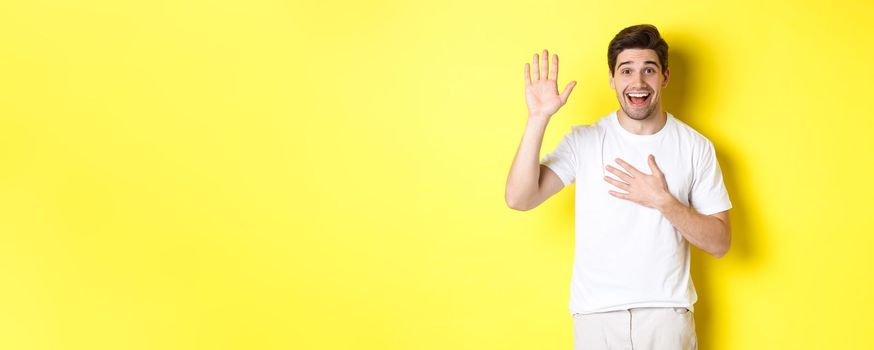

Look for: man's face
[610,49,670,121]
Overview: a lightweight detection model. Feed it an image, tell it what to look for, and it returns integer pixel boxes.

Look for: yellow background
[1,0,872,349]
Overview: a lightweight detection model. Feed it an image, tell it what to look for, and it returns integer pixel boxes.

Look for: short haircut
[607,24,669,77]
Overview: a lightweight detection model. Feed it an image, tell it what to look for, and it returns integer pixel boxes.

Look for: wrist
[655,193,680,213]
[526,114,550,127]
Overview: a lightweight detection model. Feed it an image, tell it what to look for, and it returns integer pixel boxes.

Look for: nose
[628,72,649,91]
[634,71,646,86]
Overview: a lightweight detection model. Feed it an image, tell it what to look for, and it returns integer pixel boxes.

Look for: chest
[575,130,695,208]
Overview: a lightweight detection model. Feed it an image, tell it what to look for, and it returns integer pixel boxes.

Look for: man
[504,24,732,349]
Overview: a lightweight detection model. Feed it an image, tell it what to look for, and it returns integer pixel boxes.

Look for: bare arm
[505,49,576,211]
[505,120,566,211]
[659,204,730,258]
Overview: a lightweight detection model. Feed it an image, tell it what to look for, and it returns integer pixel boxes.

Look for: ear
[662,67,670,88]
[609,73,615,89]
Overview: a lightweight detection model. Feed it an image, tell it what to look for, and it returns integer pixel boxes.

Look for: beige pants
[571,307,697,350]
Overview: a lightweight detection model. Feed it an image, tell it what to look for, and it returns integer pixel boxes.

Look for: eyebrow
[617,60,661,69]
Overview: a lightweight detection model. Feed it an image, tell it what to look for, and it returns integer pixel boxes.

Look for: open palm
[524,49,576,120]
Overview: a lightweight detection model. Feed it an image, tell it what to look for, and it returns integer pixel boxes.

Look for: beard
[620,96,658,121]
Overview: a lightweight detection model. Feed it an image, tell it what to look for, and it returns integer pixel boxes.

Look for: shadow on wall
[662,36,759,348]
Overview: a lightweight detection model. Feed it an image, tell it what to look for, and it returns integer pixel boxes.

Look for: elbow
[711,246,729,259]
[710,229,732,258]
[505,193,532,211]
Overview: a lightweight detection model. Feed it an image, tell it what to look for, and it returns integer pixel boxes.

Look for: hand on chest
[583,135,694,207]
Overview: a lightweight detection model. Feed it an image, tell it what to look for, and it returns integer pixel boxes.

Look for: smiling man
[505,24,732,349]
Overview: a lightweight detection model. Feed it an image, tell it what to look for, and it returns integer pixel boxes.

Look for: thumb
[559,81,577,104]
[648,154,662,175]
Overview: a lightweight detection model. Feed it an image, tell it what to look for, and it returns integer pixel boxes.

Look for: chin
[621,105,655,121]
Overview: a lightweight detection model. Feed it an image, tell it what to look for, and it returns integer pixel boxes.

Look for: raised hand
[524,49,577,121]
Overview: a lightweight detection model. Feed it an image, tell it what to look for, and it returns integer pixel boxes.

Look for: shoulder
[670,115,715,151]
[555,113,615,147]
[567,113,613,139]
[561,123,600,142]
[567,124,596,137]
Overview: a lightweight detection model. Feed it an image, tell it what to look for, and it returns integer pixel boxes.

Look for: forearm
[505,117,549,208]
[657,196,730,258]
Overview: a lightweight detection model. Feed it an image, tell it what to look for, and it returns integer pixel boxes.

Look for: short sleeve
[539,127,579,186]
[689,140,733,215]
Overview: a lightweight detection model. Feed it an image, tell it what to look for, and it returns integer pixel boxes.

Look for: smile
[625,92,651,107]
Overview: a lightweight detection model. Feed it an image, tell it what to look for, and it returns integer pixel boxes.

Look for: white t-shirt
[540,111,732,315]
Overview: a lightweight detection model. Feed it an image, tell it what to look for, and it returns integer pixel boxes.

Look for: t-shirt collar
[610,110,674,142]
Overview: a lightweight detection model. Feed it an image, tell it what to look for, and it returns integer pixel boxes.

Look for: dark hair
[607,24,669,77]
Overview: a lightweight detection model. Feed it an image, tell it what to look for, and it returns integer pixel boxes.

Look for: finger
[605,165,633,182]
[560,81,577,105]
[608,190,630,200]
[533,53,540,80]
[603,176,630,191]
[541,49,549,80]
[615,158,643,176]
[550,54,558,81]
[647,154,662,176]
[524,63,531,85]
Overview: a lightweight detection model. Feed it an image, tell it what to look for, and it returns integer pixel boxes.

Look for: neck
[616,107,668,135]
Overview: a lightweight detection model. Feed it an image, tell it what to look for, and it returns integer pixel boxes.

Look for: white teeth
[627,92,650,97]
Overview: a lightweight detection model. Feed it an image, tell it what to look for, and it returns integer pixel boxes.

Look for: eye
[645,67,655,74]
[621,69,630,75]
